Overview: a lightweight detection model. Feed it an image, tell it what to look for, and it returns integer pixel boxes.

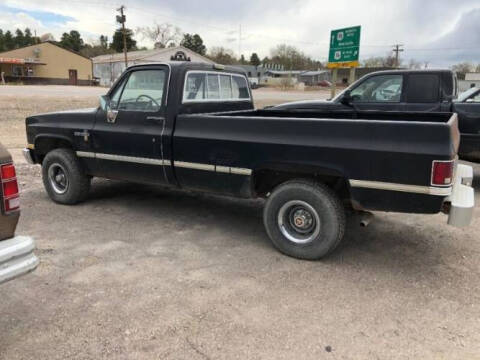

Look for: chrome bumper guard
[447,164,474,228]
[0,236,39,284]
[22,148,35,164]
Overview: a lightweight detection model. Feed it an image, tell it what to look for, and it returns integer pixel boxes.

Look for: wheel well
[34,138,73,163]
[253,169,350,199]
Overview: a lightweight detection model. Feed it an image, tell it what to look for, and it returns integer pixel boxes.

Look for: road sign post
[327,26,361,97]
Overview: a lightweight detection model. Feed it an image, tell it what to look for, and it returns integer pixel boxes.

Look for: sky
[0,0,479,67]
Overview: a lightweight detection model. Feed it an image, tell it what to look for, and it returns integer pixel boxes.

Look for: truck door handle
[146,116,165,123]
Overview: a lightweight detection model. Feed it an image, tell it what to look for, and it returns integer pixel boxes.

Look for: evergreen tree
[180,33,206,55]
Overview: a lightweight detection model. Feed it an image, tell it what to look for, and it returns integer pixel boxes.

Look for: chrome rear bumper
[447,164,474,228]
[0,236,39,284]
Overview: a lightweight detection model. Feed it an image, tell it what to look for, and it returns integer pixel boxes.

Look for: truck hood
[26,107,98,126]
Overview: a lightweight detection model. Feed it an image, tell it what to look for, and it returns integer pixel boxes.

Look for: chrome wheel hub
[278,200,321,244]
[48,163,69,194]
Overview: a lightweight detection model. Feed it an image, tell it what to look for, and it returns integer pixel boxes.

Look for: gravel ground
[0,85,479,359]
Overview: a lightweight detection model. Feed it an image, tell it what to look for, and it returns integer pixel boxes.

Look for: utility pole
[392,44,404,68]
[116,6,128,68]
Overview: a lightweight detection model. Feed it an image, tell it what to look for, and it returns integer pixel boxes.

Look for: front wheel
[263,180,346,260]
[42,148,91,205]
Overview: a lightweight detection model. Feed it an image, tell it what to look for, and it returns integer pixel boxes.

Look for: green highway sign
[328,26,361,68]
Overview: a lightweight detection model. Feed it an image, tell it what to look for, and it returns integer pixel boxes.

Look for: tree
[4,30,14,50]
[60,30,84,52]
[136,23,181,49]
[0,30,4,52]
[207,47,237,65]
[408,59,422,69]
[239,54,247,64]
[250,53,261,66]
[14,29,24,48]
[451,62,474,75]
[99,35,109,49]
[110,28,136,52]
[180,33,206,55]
[270,44,322,70]
[362,54,399,68]
[24,28,33,45]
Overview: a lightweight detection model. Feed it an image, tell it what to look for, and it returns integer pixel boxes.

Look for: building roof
[92,45,214,64]
[465,73,480,81]
[0,41,91,61]
[300,70,329,76]
[265,70,305,75]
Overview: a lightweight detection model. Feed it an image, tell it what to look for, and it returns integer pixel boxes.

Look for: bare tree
[408,59,422,69]
[136,23,181,49]
[451,62,474,74]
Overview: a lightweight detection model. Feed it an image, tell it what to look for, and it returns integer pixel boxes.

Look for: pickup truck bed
[175,110,458,213]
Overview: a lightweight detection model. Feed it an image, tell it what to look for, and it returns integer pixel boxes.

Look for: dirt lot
[1,85,479,360]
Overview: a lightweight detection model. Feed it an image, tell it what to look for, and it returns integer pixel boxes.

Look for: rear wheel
[42,148,90,204]
[263,180,346,260]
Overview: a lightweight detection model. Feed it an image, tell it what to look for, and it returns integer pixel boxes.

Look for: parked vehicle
[274,69,480,162]
[23,63,474,260]
[1,143,38,284]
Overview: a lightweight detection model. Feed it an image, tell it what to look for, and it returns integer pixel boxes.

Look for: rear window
[407,74,440,103]
[183,71,250,102]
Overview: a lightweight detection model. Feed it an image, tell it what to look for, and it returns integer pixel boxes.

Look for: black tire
[263,180,346,260]
[42,148,90,205]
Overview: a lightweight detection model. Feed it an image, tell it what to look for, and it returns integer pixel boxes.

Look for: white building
[459,73,480,93]
[92,46,214,87]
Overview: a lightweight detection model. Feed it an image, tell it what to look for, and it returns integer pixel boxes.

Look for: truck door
[348,74,407,111]
[91,66,169,184]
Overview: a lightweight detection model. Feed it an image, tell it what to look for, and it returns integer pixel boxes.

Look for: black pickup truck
[275,69,480,162]
[23,62,474,260]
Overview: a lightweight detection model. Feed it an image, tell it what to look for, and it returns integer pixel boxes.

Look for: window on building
[12,66,23,77]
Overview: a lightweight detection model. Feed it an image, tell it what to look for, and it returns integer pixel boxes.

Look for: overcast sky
[0,0,479,67]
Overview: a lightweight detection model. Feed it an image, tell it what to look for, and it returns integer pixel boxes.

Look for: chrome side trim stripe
[175,161,215,172]
[76,151,95,159]
[349,179,452,196]
[96,153,167,166]
[230,167,252,176]
[75,152,252,176]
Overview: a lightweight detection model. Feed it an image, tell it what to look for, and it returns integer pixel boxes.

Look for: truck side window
[184,73,206,100]
[232,76,249,99]
[350,75,403,103]
[117,69,166,112]
[207,74,220,99]
[407,74,440,103]
[183,72,251,102]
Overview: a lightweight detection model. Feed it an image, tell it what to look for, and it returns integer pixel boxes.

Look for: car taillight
[1,163,20,213]
[431,160,454,186]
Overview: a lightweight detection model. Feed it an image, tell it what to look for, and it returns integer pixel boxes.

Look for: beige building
[0,41,93,85]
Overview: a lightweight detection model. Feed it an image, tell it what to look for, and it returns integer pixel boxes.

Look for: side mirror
[99,95,110,111]
[340,90,353,106]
